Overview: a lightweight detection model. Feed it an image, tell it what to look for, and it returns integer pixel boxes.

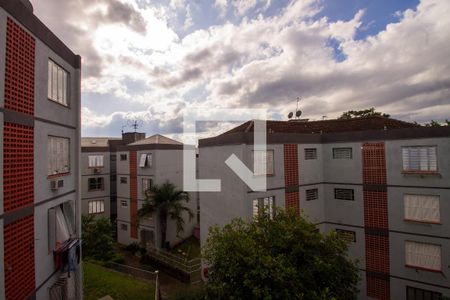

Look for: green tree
[446,119,450,126]
[82,215,114,261]
[424,120,443,127]
[138,181,194,249]
[202,209,359,300]
[338,108,390,119]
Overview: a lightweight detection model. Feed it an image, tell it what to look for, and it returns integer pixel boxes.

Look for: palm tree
[138,181,194,249]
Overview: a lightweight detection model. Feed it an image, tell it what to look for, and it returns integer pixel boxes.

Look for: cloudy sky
[32,0,450,138]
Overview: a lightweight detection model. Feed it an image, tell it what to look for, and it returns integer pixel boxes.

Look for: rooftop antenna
[124,119,143,133]
[288,97,302,120]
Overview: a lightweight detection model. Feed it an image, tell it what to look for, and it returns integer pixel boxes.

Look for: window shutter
[88,156,95,167]
[139,154,147,167]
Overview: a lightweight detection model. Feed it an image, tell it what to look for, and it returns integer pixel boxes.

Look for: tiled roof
[128,134,182,145]
[81,137,120,147]
[221,116,420,135]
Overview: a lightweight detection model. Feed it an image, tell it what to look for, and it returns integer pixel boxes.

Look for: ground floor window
[406,286,441,300]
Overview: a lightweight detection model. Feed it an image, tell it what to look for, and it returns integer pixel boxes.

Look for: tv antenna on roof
[288,97,302,120]
[124,119,143,133]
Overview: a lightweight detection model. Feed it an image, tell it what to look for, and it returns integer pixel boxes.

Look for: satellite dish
[296,110,302,118]
[288,112,294,119]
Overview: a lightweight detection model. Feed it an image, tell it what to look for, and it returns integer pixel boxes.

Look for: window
[404,194,440,223]
[48,136,70,176]
[253,150,274,175]
[48,60,68,106]
[48,201,74,251]
[306,188,318,201]
[120,177,127,184]
[88,200,105,214]
[405,241,441,271]
[334,188,354,200]
[252,196,275,219]
[142,178,153,193]
[120,154,127,161]
[333,147,352,159]
[305,148,317,160]
[88,177,104,191]
[88,155,104,168]
[336,229,356,243]
[139,153,153,168]
[120,200,128,207]
[120,223,128,231]
[406,286,442,300]
[402,146,437,172]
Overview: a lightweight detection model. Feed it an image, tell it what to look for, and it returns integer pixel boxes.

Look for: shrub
[125,242,140,255]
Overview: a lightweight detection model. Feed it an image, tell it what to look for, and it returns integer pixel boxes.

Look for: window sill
[48,98,70,108]
[405,265,442,274]
[88,189,105,192]
[402,171,441,177]
[48,172,70,179]
[88,166,104,169]
[88,212,105,215]
[404,219,441,225]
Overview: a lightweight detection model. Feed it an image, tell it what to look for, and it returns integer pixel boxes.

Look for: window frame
[88,200,105,214]
[304,148,317,160]
[47,59,69,107]
[406,286,442,300]
[252,150,275,176]
[139,153,153,168]
[305,188,319,201]
[142,178,153,193]
[88,155,104,168]
[335,229,356,243]
[252,196,275,219]
[120,154,127,161]
[120,177,128,184]
[404,194,440,224]
[332,147,353,159]
[120,223,128,231]
[48,136,70,177]
[48,201,75,251]
[334,188,355,201]
[120,200,128,207]
[88,177,104,191]
[405,240,442,272]
[402,146,438,173]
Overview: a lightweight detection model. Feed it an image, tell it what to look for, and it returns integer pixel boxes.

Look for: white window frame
[139,153,153,168]
[88,155,104,168]
[405,241,441,271]
[333,147,352,159]
[402,146,438,172]
[142,178,153,193]
[48,59,69,106]
[48,136,70,176]
[88,200,105,214]
[253,150,274,176]
[252,196,275,219]
[404,194,440,223]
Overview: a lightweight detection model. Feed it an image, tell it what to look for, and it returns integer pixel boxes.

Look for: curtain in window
[402,146,437,171]
[405,241,441,271]
[404,195,440,222]
[88,155,103,167]
[55,206,70,249]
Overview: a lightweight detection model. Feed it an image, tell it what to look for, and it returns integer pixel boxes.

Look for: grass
[170,236,201,260]
[83,261,155,300]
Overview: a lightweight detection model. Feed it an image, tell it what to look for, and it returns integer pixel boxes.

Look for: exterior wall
[0,2,82,299]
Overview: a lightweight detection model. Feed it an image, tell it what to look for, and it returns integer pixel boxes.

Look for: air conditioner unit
[50,180,58,191]
[93,168,101,174]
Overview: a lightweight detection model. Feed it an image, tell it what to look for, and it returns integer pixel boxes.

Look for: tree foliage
[202,209,359,300]
[138,181,194,248]
[82,215,115,261]
[423,120,449,127]
[338,107,390,119]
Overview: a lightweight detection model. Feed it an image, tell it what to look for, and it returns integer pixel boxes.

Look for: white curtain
[404,194,440,222]
[55,206,70,249]
[405,241,441,271]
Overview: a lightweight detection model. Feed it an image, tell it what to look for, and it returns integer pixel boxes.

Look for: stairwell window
[402,146,437,172]
[333,147,352,159]
[88,200,105,214]
[48,136,70,176]
[253,150,274,176]
[88,155,104,168]
[405,241,441,271]
[139,153,153,168]
[48,60,69,106]
[252,196,275,219]
[404,194,440,223]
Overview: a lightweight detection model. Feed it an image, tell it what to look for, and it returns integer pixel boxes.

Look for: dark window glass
[306,188,318,201]
[305,148,317,160]
[88,177,104,191]
[334,188,354,200]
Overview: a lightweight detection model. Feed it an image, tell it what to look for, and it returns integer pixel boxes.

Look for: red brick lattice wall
[129,151,138,239]
[3,123,34,212]
[4,216,36,300]
[284,144,299,214]
[362,142,390,300]
[4,17,35,115]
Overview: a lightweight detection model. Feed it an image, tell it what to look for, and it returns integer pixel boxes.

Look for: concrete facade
[199,121,450,299]
[0,1,82,299]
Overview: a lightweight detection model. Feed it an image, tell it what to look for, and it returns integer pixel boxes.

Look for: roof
[128,134,182,146]
[221,116,419,135]
[81,137,120,147]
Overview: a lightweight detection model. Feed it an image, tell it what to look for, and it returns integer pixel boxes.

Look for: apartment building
[199,116,450,300]
[115,134,197,249]
[0,1,82,299]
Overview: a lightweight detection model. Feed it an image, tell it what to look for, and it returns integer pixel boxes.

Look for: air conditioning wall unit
[50,180,58,191]
[93,168,101,174]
